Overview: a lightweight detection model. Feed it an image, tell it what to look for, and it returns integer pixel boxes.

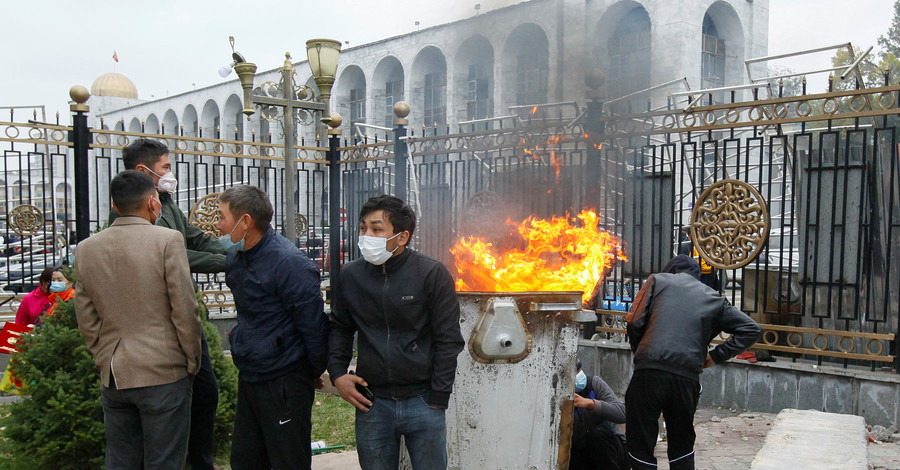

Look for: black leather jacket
[626,272,761,381]
[328,248,464,408]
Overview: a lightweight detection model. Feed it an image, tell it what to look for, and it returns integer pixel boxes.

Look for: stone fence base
[578,339,900,428]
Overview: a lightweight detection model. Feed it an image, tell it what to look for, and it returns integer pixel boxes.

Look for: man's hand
[703,352,716,368]
[334,374,373,412]
[573,393,595,411]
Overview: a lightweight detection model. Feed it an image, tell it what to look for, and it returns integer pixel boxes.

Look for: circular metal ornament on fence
[690,179,770,270]
[8,204,44,236]
[189,193,223,237]
[295,213,308,239]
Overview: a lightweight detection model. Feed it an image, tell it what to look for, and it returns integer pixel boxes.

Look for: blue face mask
[219,216,247,252]
[575,370,587,393]
[50,281,68,293]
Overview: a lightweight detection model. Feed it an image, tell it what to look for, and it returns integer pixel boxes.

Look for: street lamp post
[234,39,341,245]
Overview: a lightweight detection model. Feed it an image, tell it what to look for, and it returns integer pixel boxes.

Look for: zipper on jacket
[382,263,393,388]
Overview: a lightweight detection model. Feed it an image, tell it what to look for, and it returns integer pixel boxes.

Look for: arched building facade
[89,0,768,144]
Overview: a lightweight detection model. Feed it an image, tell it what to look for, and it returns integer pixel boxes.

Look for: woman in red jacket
[14,267,54,326]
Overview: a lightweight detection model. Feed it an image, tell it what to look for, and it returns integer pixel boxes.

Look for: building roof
[90,73,138,99]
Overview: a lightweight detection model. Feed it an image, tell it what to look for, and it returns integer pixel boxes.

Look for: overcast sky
[2,0,894,120]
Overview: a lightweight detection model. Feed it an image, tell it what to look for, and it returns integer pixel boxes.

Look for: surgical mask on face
[219,216,247,252]
[149,197,161,224]
[358,233,401,265]
[142,165,178,194]
[49,282,67,293]
[575,370,587,393]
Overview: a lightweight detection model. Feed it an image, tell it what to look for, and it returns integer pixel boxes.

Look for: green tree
[766,66,805,97]
[0,293,238,468]
[1,300,104,469]
[830,1,900,92]
[877,0,900,57]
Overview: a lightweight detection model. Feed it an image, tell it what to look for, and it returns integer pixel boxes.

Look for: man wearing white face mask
[111,138,226,470]
[328,194,465,470]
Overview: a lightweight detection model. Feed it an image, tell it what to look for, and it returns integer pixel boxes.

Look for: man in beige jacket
[75,170,201,470]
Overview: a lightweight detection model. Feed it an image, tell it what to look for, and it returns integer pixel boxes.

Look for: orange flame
[531,106,539,115]
[452,210,627,302]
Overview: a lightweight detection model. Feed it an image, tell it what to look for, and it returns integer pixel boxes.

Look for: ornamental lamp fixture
[306,39,342,120]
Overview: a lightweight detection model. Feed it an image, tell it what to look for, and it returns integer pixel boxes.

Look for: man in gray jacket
[624,254,761,470]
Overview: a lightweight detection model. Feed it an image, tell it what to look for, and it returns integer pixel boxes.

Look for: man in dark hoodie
[624,254,761,470]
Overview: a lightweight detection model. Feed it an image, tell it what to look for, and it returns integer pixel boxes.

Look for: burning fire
[452,210,627,302]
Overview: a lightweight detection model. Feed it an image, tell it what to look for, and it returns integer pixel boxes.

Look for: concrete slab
[312,450,361,470]
[750,409,867,470]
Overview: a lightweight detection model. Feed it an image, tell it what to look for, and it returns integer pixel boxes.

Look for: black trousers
[625,369,700,470]
[230,365,315,470]
[570,416,629,470]
[188,332,219,470]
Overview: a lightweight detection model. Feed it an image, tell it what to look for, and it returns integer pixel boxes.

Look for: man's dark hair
[662,254,701,280]
[218,185,273,231]
[122,138,169,170]
[110,170,157,214]
[359,194,416,239]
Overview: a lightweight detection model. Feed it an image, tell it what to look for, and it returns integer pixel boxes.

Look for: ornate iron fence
[1,78,897,370]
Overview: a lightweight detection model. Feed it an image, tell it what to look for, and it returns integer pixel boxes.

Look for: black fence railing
[1,79,898,371]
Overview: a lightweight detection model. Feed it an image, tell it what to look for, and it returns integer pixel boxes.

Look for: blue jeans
[355,393,447,470]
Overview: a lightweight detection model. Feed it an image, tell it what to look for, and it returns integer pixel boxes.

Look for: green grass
[312,391,357,449]
[0,391,356,470]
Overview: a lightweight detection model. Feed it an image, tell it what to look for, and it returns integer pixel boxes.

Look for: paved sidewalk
[311,406,775,470]
[311,405,899,470]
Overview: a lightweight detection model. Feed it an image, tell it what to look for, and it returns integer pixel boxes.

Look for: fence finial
[69,85,90,112]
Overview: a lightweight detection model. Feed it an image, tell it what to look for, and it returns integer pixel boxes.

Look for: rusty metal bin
[446,291,583,470]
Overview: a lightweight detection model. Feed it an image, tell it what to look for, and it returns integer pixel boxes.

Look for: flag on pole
[113,50,119,63]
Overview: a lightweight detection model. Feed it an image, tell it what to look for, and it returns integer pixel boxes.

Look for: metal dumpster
[446,291,583,470]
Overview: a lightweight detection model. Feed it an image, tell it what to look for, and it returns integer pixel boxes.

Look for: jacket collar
[381,247,412,274]
[238,226,275,260]
[110,216,153,227]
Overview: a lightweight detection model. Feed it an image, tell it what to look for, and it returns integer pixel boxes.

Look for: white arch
[372,56,405,127]
[500,23,549,110]
[704,1,745,92]
[335,65,367,137]
[593,2,651,106]
[411,45,448,130]
[182,104,198,137]
[162,109,179,135]
[454,35,494,122]
[128,117,142,133]
[223,94,244,140]
[145,114,160,134]
[199,99,220,138]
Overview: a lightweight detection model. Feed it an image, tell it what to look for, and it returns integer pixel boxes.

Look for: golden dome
[90,73,138,99]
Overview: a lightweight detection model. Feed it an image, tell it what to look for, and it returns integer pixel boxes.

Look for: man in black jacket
[217,185,329,470]
[328,195,465,470]
[624,255,760,470]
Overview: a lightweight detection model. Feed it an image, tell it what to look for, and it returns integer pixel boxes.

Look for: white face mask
[358,233,400,265]
[149,196,161,225]
[142,165,178,194]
